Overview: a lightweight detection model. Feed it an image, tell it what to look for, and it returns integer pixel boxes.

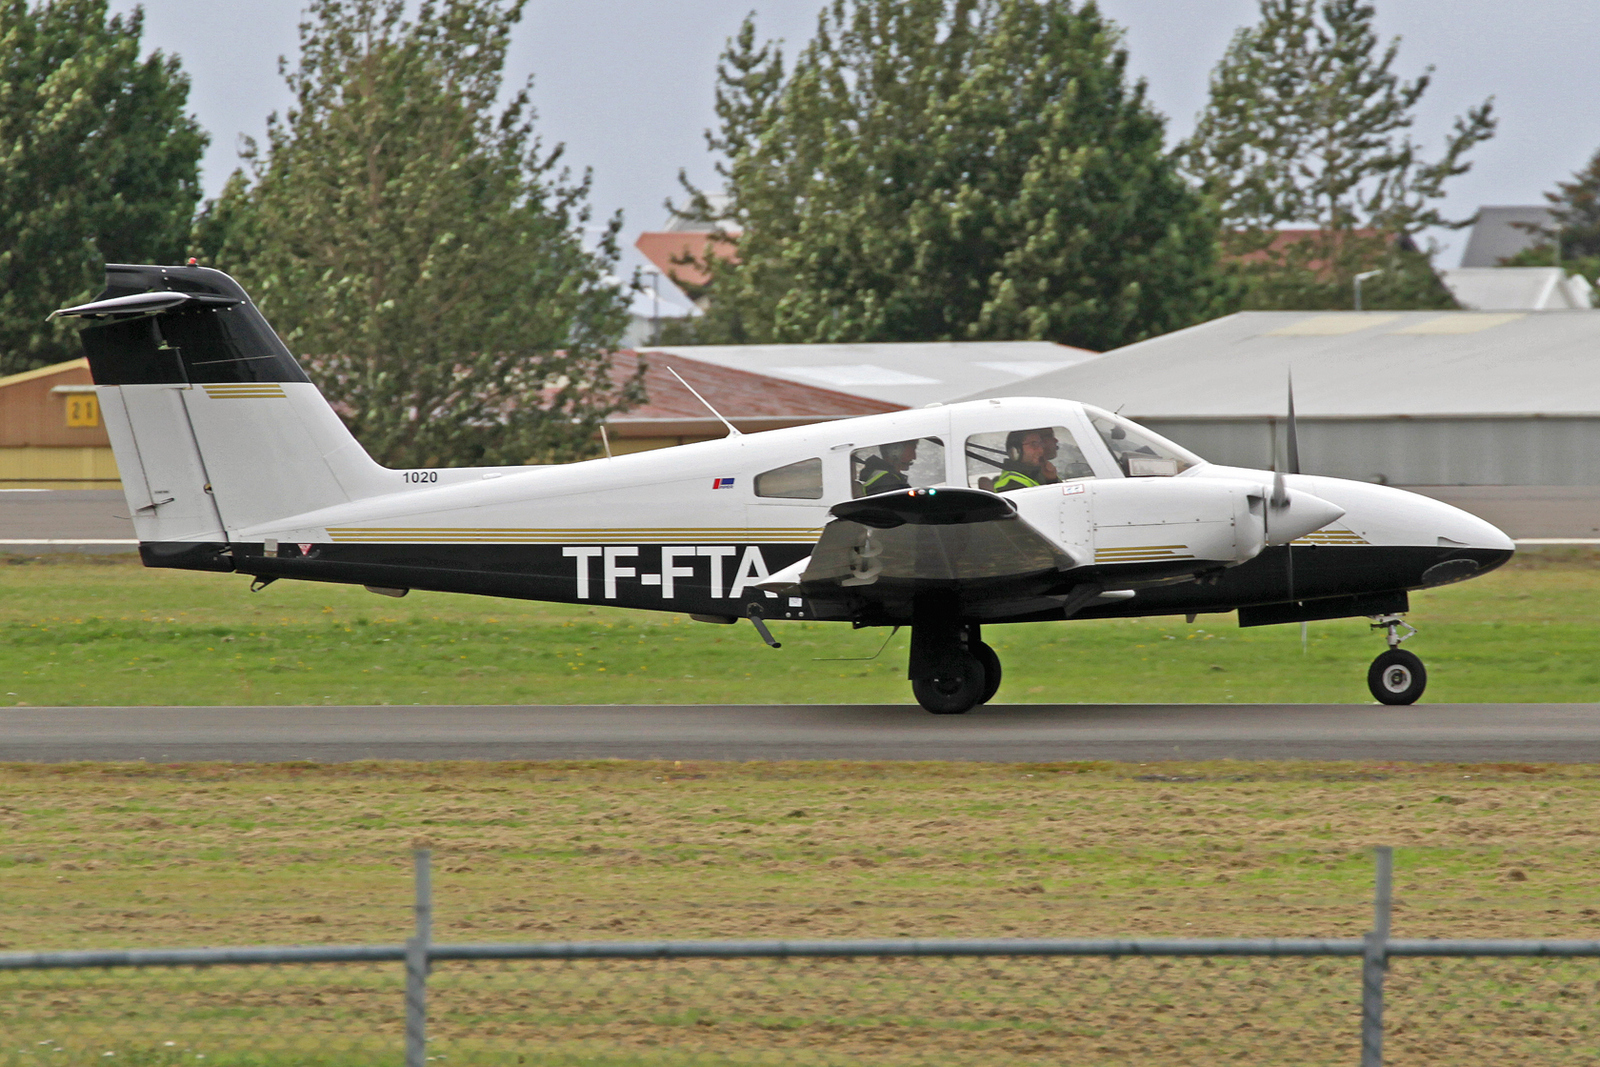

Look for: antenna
[666,365,741,438]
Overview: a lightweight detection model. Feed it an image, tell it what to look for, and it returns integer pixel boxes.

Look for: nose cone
[1431,498,1516,554]
[1265,489,1346,546]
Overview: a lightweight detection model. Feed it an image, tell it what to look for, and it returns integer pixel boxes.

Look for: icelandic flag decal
[712,477,736,490]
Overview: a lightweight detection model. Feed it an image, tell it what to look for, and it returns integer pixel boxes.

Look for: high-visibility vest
[861,466,897,491]
[992,470,1040,492]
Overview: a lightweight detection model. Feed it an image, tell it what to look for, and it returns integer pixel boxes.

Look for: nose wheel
[1367,614,1426,704]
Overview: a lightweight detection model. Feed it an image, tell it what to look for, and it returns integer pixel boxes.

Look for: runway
[5,702,1600,763]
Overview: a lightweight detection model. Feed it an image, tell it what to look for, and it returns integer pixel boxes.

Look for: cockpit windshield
[1083,407,1201,477]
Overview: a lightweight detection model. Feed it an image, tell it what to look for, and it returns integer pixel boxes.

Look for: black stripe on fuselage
[137,540,1512,626]
[140,540,819,621]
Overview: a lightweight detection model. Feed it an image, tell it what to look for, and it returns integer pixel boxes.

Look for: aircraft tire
[1368,649,1426,705]
[973,641,1002,705]
[913,652,985,714]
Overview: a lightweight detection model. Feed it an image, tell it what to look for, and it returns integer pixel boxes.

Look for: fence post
[406,849,432,1067]
[1360,846,1393,1067]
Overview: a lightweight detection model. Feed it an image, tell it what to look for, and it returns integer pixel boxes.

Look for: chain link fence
[6,849,1600,1066]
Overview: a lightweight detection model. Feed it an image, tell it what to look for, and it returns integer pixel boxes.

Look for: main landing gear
[1367,614,1425,705]
[908,597,1000,714]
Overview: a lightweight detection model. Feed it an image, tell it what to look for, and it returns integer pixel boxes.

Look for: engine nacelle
[1012,476,1344,570]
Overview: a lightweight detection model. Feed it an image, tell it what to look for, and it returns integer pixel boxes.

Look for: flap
[802,509,1079,589]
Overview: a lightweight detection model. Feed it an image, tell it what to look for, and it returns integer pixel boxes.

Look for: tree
[203,0,637,468]
[675,0,1227,352]
[1184,0,1495,310]
[0,0,205,375]
[1502,147,1600,282]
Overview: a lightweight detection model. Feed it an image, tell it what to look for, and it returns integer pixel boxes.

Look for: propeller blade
[1283,370,1299,606]
[1285,370,1301,476]
[1286,532,1295,600]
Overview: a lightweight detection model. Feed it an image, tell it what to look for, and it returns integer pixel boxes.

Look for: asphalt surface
[5,702,1600,763]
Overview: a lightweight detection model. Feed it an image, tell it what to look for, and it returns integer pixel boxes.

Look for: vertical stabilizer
[53,264,391,543]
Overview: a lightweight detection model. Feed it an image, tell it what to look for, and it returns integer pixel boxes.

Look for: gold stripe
[201,384,285,399]
[325,528,819,544]
[328,531,825,537]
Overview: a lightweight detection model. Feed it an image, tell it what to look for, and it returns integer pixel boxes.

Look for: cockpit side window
[1084,407,1200,477]
[851,438,945,498]
[965,425,1092,492]
[754,457,823,499]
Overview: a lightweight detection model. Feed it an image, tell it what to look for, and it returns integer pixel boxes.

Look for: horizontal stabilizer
[829,486,1015,529]
[50,290,241,319]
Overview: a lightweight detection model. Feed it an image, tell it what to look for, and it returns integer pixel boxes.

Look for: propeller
[1282,371,1305,650]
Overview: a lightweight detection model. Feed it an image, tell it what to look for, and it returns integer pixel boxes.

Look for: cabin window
[965,426,1092,492]
[1085,408,1198,477]
[754,457,824,499]
[851,438,945,498]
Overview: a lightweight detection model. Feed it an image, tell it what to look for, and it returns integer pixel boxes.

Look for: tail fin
[54,263,390,543]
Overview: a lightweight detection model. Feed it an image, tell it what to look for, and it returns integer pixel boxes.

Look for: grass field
[6,554,1600,1063]
[2,549,1600,705]
[4,759,1600,1064]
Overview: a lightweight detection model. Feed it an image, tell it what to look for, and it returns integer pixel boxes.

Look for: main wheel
[973,641,1002,705]
[1368,649,1426,705]
[913,652,985,714]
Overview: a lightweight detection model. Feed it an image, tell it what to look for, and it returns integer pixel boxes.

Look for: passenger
[855,440,919,497]
[992,428,1062,492]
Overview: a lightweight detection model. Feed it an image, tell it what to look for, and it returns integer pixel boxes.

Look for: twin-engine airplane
[55,263,1515,713]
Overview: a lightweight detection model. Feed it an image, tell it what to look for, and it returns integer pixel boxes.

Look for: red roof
[608,350,903,429]
[634,231,738,289]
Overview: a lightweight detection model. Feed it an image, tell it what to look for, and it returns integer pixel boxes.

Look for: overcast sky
[111,0,1600,268]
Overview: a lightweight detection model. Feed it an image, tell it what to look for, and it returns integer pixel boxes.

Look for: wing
[757,487,1083,622]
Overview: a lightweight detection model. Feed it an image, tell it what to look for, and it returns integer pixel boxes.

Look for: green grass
[3,549,1599,705]
[5,759,1600,1065]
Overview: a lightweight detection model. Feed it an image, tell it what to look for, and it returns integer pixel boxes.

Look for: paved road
[4,703,1600,763]
[2,487,1599,546]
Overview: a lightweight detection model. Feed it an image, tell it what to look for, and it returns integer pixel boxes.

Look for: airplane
[53,262,1516,713]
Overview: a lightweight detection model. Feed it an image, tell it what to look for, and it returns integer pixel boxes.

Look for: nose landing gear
[1367,614,1425,705]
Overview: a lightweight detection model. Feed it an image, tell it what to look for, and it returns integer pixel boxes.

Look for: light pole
[1353,269,1383,311]
[642,269,662,345]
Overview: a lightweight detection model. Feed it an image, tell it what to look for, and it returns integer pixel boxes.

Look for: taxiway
[3,702,1598,763]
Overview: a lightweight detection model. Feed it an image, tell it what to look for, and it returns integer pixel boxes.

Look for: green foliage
[201,0,638,468]
[677,0,1227,351]
[1184,0,1494,310]
[1500,146,1600,284]
[0,0,205,375]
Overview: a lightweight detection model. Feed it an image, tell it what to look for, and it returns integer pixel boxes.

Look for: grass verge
[3,549,1600,705]
[3,759,1599,1064]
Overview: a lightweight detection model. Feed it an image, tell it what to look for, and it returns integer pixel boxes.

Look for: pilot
[992,428,1063,492]
[855,440,919,497]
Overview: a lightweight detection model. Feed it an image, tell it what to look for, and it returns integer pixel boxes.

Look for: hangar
[0,358,120,488]
[962,309,1600,487]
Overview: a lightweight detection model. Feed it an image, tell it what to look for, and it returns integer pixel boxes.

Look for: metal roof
[959,310,1600,419]
[642,341,1099,408]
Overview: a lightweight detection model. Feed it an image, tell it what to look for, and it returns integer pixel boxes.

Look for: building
[604,350,903,453]
[960,310,1600,486]
[0,359,120,488]
[1459,206,1555,267]
[1440,267,1594,310]
[641,340,1099,409]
